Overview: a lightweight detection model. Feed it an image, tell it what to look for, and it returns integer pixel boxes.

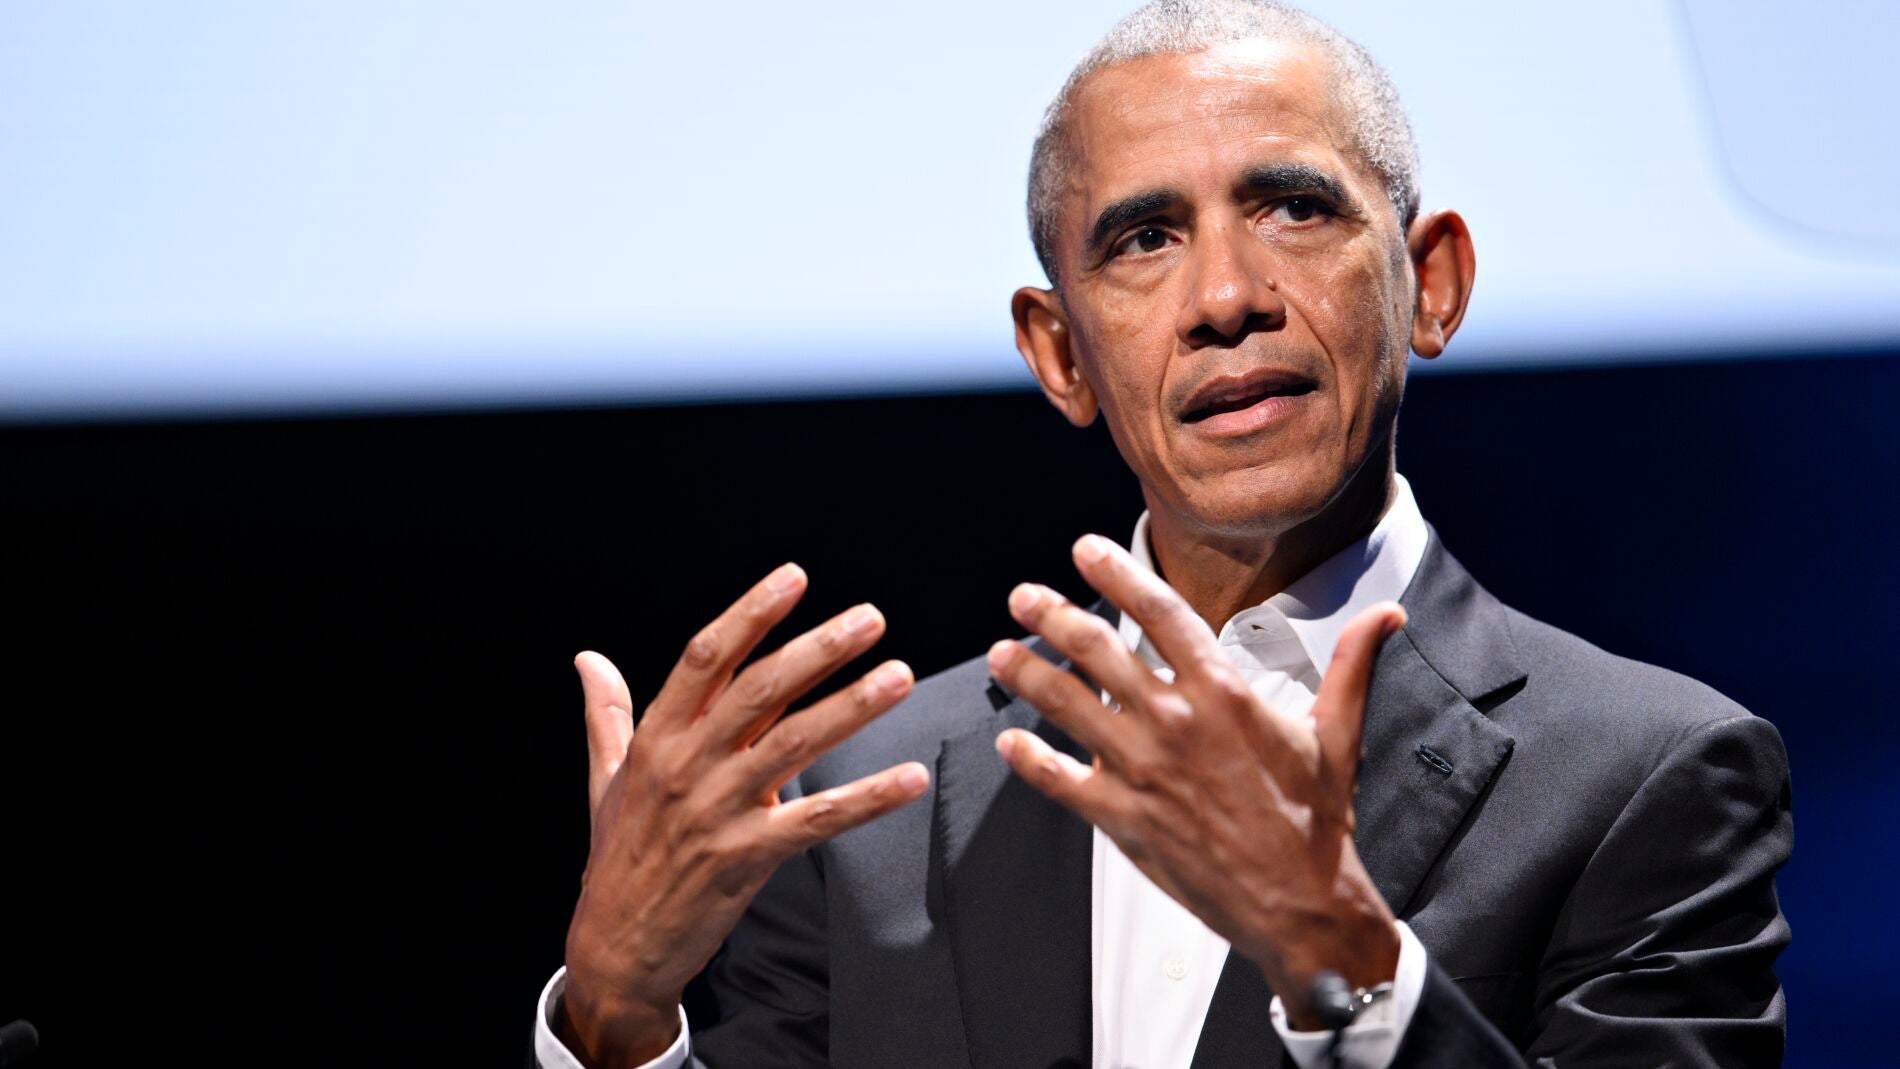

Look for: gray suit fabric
[667,530,1791,1067]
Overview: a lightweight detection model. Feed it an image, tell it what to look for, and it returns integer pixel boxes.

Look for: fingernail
[1074,534,1109,564]
[845,603,881,635]
[988,638,1015,671]
[898,764,929,792]
[995,731,1017,759]
[768,562,804,594]
[1008,583,1042,615]
[872,661,910,693]
[1382,607,1408,638]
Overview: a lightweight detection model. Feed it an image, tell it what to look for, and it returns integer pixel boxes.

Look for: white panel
[0,1,1895,417]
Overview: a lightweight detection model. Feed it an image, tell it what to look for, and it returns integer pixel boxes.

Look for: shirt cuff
[533,966,691,1069]
[1268,920,1427,1069]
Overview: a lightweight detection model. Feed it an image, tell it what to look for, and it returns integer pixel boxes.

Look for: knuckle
[763,717,815,761]
[650,746,697,801]
[1039,750,1075,786]
[744,595,781,629]
[1150,691,1196,726]
[814,622,850,656]
[802,793,845,834]
[735,665,783,710]
[852,678,884,713]
[675,799,720,842]
[1067,620,1108,655]
[1120,753,1161,790]
[1147,716,1189,757]
[683,625,721,669]
[1135,589,1178,623]
[704,828,755,870]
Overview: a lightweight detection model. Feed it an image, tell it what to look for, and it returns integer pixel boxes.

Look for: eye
[1269,196,1333,224]
[1112,225,1174,258]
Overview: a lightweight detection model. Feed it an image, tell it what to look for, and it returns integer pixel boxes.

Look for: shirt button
[1163,957,1188,981]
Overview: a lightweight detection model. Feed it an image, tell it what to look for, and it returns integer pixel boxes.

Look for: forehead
[1063,39,1359,208]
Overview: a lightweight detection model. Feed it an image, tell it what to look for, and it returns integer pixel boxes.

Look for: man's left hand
[987,533,1407,1028]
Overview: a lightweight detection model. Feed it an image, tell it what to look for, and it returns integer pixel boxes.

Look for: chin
[1170,461,1340,539]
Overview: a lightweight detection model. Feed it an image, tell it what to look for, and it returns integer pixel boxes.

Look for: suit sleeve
[681,779,832,1069]
[1393,713,1793,1068]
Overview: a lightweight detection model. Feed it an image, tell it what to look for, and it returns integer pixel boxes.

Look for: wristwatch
[1308,970,1396,1030]
[1309,972,1397,1069]
[1340,981,1395,1022]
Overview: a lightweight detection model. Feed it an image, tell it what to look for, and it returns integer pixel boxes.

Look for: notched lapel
[1353,628,1515,916]
[934,637,1093,1069]
[1355,532,1523,915]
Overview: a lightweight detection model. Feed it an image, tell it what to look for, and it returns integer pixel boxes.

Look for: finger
[760,761,932,855]
[986,637,1141,769]
[648,562,808,730]
[575,650,636,820]
[1004,582,1168,715]
[995,727,1115,825]
[705,601,888,748]
[1069,534,1222,681]
[1312,602,1407,779]
[735,659,915,796]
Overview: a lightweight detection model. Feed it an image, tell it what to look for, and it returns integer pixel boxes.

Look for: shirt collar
[1119,473,1430,680]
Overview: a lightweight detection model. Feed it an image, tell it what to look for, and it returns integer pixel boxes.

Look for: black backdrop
[3,351,1896,1067]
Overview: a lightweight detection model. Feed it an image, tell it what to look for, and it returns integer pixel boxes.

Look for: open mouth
[1181,374,1318,423]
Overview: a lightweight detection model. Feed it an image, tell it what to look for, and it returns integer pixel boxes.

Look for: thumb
[1312,602,1406,784]
[575,650,636,823]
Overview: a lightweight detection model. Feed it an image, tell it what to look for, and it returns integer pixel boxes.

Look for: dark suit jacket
[673,531,1791,1067]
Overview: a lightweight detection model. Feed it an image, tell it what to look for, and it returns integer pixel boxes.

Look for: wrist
[1245,910,1400,1031]
[556,977,681,1069]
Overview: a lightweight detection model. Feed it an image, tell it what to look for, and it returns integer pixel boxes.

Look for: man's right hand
[556,562,929,1069]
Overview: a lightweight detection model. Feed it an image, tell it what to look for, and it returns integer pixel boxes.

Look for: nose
[1176,222,1285,348]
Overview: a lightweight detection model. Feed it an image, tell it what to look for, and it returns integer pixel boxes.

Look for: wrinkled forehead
[1061,39,1366,224]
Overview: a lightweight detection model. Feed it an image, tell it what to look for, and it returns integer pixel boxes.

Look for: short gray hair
[1027,0,1420,284]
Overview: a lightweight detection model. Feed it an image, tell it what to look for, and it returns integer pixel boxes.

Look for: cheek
[1076,297,1173,430]
[1287,253,1402,425]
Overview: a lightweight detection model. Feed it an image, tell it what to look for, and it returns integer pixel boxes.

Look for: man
[534,2,1792,1066]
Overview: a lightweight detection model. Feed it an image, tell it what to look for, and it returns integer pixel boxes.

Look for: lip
[1178,367,1318,438]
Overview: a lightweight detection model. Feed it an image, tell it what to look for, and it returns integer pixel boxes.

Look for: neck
[1145,440,1397,634]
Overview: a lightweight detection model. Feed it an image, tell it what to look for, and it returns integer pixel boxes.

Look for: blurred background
[2,0,1895,1064]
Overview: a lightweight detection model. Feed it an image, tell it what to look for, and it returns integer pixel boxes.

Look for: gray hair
[1027,0,1420,284]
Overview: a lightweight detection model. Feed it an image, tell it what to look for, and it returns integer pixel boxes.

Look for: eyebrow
[1083,189,1180,263]
[1081,163,1361,263]
[1237,162,1357,210]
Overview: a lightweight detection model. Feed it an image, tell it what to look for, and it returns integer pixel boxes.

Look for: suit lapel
[1351,627,1517,915]
[936,635,1094,1069]
[1191,533,1520,1067]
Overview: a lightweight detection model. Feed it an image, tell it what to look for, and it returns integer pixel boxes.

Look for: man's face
[1048,39,1416,539]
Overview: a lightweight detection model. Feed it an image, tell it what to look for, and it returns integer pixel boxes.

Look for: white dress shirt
[537,474,1434,1069]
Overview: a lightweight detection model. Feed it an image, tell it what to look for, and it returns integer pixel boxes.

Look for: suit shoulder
[802,651,999,786]
[1494,604,1775,762]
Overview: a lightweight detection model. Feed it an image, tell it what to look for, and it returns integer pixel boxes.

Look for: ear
[1404,209,1476,359]
[1012,285,1098,427]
